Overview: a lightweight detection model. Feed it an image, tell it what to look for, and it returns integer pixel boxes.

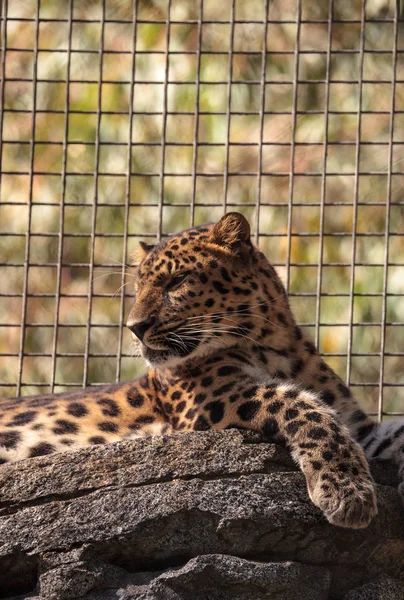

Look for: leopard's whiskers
[171,324,268,350]
[112,280,135,297]
[183,312,281,332]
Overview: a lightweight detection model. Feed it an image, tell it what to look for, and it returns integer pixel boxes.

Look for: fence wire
[0,0,403,421]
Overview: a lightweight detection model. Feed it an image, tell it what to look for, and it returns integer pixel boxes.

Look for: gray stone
[0,430,403,600]
[35,558,130,600]
[119,555,331,600]
[0,430,294,510]
[38,563,104,600]
[343,576,404,600]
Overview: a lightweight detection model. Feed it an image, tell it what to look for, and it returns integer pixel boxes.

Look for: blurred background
[0,0,403,421]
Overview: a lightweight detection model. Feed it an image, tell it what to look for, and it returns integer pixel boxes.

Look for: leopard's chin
[140,335,202,369]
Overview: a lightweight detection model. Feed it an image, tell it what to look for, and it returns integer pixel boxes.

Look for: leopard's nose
[127,316,156,341]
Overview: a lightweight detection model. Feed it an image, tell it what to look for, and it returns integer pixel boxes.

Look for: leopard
[1,212,403,530]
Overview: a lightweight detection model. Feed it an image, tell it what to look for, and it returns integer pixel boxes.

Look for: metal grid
[0,0,403,421]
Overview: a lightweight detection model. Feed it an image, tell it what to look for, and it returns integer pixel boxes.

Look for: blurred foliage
[0,0,403,418]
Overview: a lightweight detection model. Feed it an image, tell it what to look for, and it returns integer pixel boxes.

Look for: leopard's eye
[166,272,189,292]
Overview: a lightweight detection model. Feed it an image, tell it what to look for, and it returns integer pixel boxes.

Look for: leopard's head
[127,213,289,368]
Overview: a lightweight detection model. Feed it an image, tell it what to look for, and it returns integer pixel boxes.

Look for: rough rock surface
[1,430,403,600]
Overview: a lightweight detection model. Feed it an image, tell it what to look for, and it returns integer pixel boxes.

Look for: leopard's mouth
[140,345,173,366]
[140,328,202,365]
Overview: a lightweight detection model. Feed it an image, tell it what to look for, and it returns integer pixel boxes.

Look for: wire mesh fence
[0,0,403,422]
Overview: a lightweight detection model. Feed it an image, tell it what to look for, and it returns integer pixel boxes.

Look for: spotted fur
[1,213,403,529]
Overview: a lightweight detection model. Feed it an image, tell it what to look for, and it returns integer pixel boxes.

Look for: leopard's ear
[212,212,251,249]
[134,241,155,262]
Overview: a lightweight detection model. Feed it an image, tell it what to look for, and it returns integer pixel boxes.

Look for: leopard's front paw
[309,473,377,529]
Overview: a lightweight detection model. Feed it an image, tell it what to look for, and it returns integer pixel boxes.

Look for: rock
[0,430,403,600]
[343,576,404,600]
[118,555,331,600]
[38,563,104,600]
